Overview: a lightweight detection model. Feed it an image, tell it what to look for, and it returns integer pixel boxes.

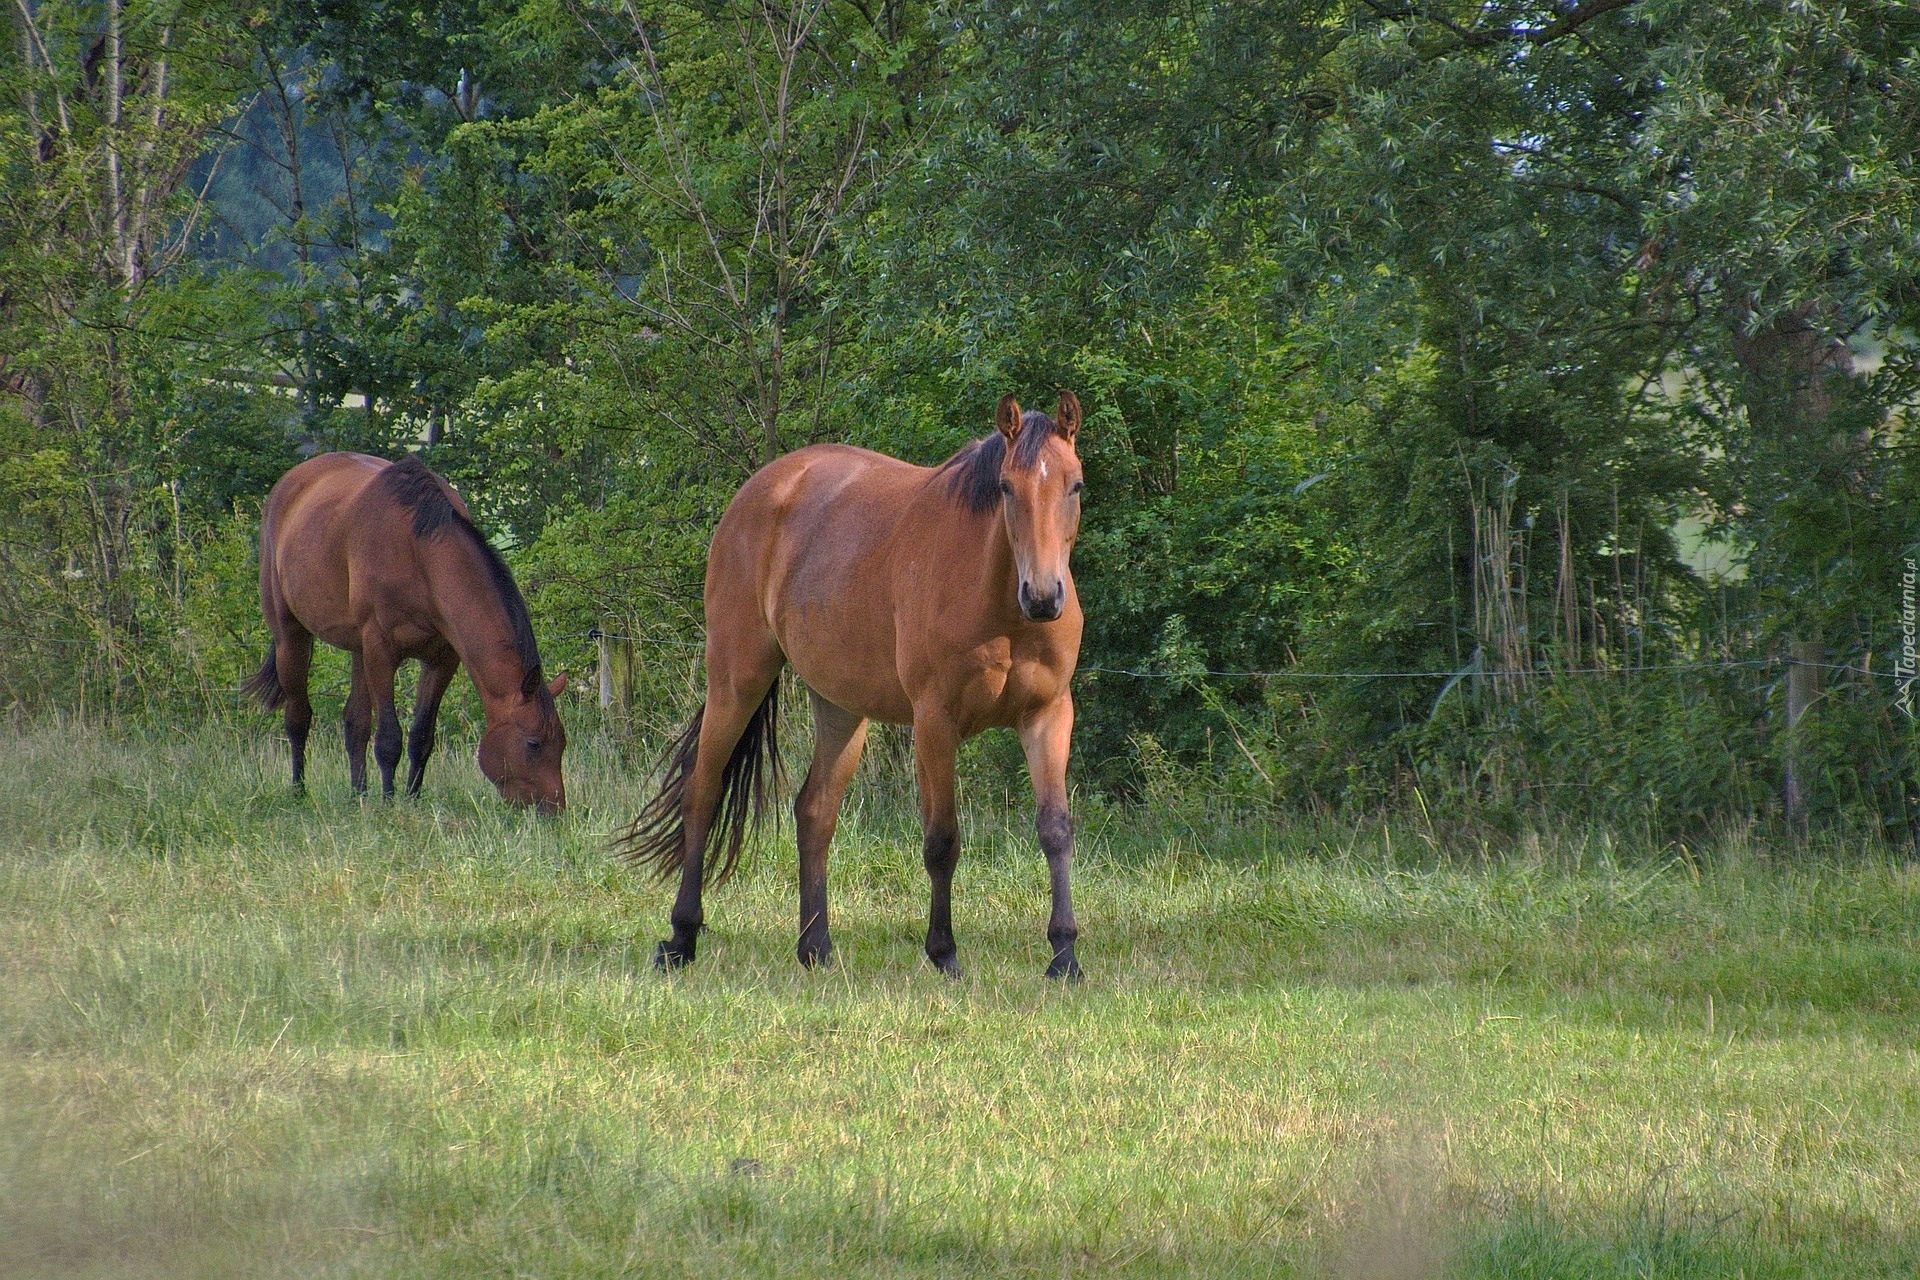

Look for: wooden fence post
[1784,637,1824,832]
[595,629,613,711]
[613,633,635,716]
[594,626,635,717]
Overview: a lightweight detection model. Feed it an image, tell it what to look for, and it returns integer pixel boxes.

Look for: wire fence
[571,632,1899,684]
[15,629,1888,686]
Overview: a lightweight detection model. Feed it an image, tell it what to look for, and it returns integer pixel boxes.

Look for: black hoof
[927,953,963,980]
[1046,955,1083,982]
[797,941,835,969]
[654,940,694,971]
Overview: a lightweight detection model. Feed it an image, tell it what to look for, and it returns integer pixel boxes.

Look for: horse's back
[261,453,392,643]
[740,442,928,510]
[264,453,386,535]
[715,443,929,590]
[709,444,930,719]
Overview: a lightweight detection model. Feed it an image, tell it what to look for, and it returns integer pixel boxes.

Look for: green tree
[2,0,270,703]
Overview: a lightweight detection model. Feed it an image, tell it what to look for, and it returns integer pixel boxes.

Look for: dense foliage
[4,0,1917,838]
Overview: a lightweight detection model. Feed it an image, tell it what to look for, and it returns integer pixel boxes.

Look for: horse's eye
[525,738,542,754]
[998,480,1012,496]
[1070,480,1084,496]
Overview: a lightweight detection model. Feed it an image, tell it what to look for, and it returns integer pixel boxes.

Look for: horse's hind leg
[405,653,459,797]
[277,628,315,790]
[794,690,868,968]
[657,635,783,970]
[912,712,964,977]
[344,653,372,796]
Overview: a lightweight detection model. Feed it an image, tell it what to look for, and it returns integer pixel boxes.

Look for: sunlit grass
[1,716,1916,1277]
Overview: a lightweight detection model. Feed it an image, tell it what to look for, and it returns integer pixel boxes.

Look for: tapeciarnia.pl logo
[1900,557,1917,719]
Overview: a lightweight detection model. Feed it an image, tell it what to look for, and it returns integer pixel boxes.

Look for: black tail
[242,647,286,710]
[615,683,782,887]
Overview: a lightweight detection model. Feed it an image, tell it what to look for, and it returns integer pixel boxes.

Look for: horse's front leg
[359,636,404,800]
[344,653,372,796]
[913,713,963,976]
[406,654,459,797]
[1020,694,1080,980]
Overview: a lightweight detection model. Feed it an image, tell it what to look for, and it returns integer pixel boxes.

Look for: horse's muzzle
[1019,581,1065,622]
[502,783,565,816]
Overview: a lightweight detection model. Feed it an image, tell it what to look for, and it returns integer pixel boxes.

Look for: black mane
[374,455,551,702]
[939,410,1061,514]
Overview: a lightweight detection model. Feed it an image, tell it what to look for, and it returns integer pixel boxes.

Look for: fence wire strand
[570,634,1899,684]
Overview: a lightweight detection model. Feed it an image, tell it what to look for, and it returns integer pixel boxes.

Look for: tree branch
[1529,0,1638,46]
[1358,0,1641,49]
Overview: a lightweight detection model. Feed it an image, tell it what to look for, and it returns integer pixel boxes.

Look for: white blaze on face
[1039,460,1049,479]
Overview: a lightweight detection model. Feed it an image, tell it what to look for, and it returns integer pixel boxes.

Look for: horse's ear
[995,394,1023,444]
[1056,389,1082,443]
[547,672,569,698]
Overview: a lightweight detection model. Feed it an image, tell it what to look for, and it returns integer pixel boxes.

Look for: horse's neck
[979,510,1016,583]
[964,508,1022,621]
[457,642,529,717]
[428,547,529,715]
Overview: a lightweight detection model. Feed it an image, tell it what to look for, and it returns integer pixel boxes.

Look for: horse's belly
[763,501,913,722]
[777,613,915,724]
[387,621,447,659]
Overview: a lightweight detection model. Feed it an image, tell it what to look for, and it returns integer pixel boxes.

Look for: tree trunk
[106,0,129,287]
[1730,306,1853,837]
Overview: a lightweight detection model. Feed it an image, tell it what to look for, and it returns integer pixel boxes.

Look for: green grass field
[2,717,1916,1278]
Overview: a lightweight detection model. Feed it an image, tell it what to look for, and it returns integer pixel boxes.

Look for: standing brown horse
[245,452,568,812]
[620,392,1086,978]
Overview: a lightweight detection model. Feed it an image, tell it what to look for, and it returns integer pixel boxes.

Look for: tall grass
[1,714,1916,1277]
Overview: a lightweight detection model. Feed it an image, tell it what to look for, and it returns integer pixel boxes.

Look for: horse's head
[995,390,1084,623]
[478,672,569,814]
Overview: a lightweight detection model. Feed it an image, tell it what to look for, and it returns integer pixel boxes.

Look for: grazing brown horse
[245,452,568,812]
[620,392,1086,978]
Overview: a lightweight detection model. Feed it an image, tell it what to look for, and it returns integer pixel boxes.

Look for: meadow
[1,714,1917,1278]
